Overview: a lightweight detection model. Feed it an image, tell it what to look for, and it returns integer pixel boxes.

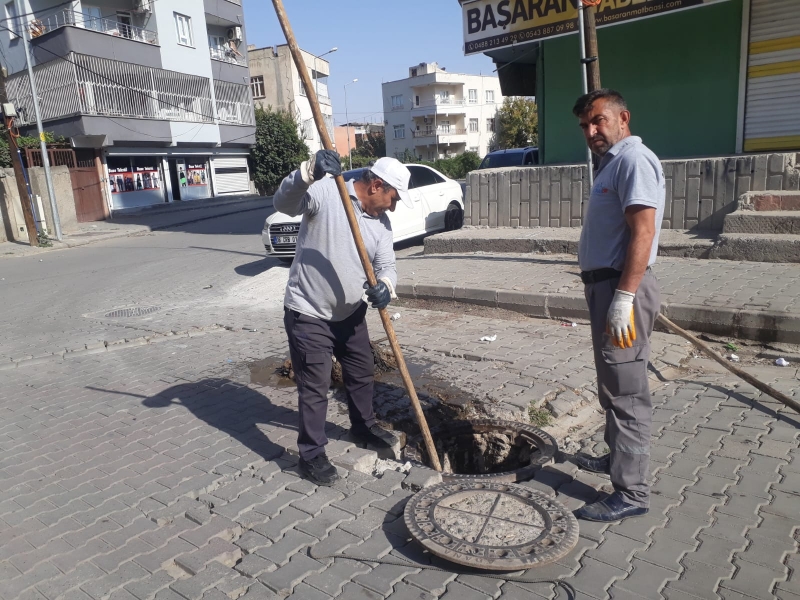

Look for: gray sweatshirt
[273,170,397,322]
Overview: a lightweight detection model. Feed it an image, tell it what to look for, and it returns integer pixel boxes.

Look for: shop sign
[461,0,731,55]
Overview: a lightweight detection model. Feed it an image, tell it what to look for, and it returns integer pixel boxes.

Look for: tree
[348,132,386,169]
[249,107,310,195]
[495,97,539,149]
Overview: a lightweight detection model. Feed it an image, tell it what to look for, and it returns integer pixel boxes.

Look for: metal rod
[15,0,62,241]
[576,1,594,189]
[657,314,800,414]
[270,0,442,471]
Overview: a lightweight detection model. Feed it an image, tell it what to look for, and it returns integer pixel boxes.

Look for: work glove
[363,280,392,310]
[607,289,637,348]
[300,149,341,185]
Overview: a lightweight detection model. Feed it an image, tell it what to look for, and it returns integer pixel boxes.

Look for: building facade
[459,0,800,165]
[247,44,334,154]
[2,0,256,212]
[383,62,503,162]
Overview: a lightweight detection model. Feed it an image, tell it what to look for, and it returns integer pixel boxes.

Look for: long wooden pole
[583,4,601,91]
[270,0,442,471]
[657,314,800,414]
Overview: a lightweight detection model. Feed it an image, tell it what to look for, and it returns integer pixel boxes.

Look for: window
[469,146,479,153]
[81,6,102,32]
[116,11,133,39]
[174,13,193,46]
[5,1,20,38]
[391,95,404,110]
[439,120,450,134]
[250,76,264,99]
[393,125,405,139]
[486,118,495,133]
[408,166,444,188]
[486,90,495,104]
[415,95,419,107]
[469,118,478,133]
[438,90,450,104]
[468,89,478,104]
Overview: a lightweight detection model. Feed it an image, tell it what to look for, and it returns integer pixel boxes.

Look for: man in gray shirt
[572,90,665,522]
[274,152,413,485]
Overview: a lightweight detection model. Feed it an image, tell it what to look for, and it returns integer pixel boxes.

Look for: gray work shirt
[273,171,397,322]
[578,136,665,272]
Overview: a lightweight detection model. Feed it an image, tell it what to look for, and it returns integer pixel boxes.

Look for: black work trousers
[284,303,376,460]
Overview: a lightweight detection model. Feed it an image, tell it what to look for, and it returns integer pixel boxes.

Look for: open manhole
[405,481,579,570]
[404,419,557,483]
[104,306,161,318]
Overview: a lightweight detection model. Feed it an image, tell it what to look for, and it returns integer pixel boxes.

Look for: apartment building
[247,44,334,154]
[2,0,255,212]
[383,62,503,161]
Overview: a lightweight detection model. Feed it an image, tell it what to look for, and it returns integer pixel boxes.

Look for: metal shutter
[743,0,800,152]
[213,157,250,194]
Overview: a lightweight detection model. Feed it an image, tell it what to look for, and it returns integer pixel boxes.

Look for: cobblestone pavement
[397,252,800,314]
[1,302,798,600]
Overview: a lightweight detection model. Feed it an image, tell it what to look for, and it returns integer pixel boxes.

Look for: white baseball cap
[369,157,413,209]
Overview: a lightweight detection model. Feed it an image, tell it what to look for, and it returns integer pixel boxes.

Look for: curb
[0,324,230,370]
[397,284,800,344]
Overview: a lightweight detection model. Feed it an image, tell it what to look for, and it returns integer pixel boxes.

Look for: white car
[262,164,464,259]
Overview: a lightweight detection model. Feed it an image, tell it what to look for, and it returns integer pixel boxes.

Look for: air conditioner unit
[132,0,151,14]
[227,27,242,41]
[423,117,429,124]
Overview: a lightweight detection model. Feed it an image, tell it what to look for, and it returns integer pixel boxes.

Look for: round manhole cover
[104,306,161,318]
[405,481,579,570]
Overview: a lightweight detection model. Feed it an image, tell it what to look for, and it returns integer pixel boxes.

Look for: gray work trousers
[584,271,660,508]
[284,303,377,461]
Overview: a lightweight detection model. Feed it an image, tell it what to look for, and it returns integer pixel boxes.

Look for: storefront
[104,150,250,211]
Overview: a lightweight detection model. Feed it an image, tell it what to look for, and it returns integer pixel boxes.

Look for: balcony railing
[29,9,158,44]
[214,80,255,126]
[209,45,247,67]
[413,98,466,109]
[412,128,467,138]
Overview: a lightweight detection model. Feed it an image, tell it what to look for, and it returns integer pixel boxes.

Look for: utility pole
[0,68,38,246]
[582,3,601,91]
[15,0,62,241]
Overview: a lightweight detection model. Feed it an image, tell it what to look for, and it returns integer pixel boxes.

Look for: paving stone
[257,553,325,595]
[440,580,497,600]
[237,582,281,600]
[304,557,372,596]
[389,581,437,600]
[330,488,384,517]
[668,490,725,521]
[663,558,732,600]
[353,563,421,596]
[174,537,243,575]
[735,530,795,573]
[690,533,747,570]
[402,468,442,492]
[568,556,627,600]
[633,529,697,573]
[178,516,242,548]
[585,531,649,571]
[290,486,344,517]
[169,562,231,600]
[254,531,314,568]
[284,582,331,600]
[252,507,311,542]
[337,582,383,600]
[81,561,150,600]
[613,557,679,599]
[404,569,458,597]
[134,538,197,574]
[608,513,668,544]
[235,531,271,555]
[720,557,788,599]
[362,470,406,496]
[295,505,353,539]
[332,448,377,474]
[306,530,360,561]
[370,488,414,516]
[124,569,175,600]
[344,529,405,561]
[234,554,275,578]
[456,573,504,598]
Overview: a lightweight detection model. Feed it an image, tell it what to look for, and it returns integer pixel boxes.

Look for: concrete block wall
[28,166,79,235]
[464,151,800,231]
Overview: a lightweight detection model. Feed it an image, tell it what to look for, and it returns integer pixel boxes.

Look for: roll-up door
[213,157,250,194]
[743,0,800,152]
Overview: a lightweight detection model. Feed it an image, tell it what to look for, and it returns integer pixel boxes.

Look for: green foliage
[401,151,481,180]
[0,132,68,169]
[529,404,553,428]
[495,97,539,149]
[249,106,310,195]
[347,132,386,169]
[0,137,12,169]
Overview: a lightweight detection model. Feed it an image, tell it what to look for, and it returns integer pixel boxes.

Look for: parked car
[263,164,464,260]
[477,146,539,169]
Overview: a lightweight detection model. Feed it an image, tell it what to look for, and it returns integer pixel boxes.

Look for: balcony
[209,45,247,67]
[299,81,331,106]
[411,98,467,118]
[29,10,158,45]
[412,128,467,145]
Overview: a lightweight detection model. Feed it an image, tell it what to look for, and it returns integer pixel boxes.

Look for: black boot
[575,491,648,522]
[299,453,340,486]
[574,452,611,474]
[351,423,397,449]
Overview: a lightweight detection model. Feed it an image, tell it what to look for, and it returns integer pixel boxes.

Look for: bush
[401,151,481,180]
[249,107,310,195]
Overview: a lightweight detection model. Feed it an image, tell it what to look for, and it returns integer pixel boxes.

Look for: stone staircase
[711,191,800,262]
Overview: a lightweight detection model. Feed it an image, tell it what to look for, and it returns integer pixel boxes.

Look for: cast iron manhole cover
[405,481,579,570]
[104,306,161,318]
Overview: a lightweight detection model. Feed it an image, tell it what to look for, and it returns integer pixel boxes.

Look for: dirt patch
[433,431,532,475]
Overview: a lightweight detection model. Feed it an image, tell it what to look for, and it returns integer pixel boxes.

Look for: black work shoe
[299,453,340,486]
[574,453,611,474]
[575,492,649,523]
[350,424,397,449]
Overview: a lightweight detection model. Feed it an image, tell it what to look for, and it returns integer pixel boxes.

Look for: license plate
[273,236,297,244]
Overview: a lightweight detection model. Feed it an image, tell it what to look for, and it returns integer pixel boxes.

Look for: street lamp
[344,78,358,170]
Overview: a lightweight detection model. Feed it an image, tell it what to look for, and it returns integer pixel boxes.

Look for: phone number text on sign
[465,19,577,54]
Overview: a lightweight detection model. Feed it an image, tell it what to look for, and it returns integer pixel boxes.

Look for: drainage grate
[104,306,161,318]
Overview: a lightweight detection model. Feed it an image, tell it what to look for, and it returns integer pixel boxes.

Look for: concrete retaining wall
[465,152,800,231]
[29,166,79,235]
[0,168,28,243]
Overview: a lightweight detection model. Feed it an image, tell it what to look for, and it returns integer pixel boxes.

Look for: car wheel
[444,202,463,231]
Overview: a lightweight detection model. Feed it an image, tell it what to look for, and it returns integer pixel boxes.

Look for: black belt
[580,268,623,285]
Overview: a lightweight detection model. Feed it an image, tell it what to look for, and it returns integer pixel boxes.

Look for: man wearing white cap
[273,150,413,485]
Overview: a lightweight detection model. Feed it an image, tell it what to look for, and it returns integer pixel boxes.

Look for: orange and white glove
[607,290,637,348]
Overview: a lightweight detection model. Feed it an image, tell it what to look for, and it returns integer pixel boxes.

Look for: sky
[240,0,496,126]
